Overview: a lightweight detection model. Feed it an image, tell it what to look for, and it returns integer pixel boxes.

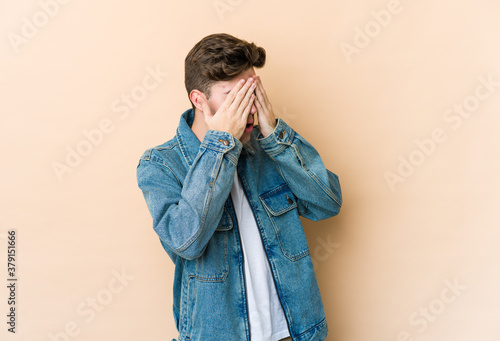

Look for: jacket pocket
[259,184,310,261]
[194,206,232,281]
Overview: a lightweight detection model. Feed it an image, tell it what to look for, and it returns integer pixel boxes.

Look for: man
[136,33,342,341]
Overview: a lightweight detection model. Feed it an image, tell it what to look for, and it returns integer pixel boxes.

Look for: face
[206,68,257,144]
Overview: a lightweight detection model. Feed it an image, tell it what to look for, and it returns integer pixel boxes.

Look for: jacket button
[286,195,293,204]
[218,139,230,146]
[279,130,285,139]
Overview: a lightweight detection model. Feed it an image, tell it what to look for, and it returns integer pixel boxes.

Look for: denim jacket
[136,109,342,341]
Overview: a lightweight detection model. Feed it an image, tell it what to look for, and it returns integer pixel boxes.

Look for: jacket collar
[176,109,200,167]
[176,109,255,167]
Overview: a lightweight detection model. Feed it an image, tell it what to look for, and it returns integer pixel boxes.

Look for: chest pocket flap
[260,184,297,216]
[259,184,309,261]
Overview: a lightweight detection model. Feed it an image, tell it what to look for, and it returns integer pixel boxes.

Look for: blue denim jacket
[136,109,342,341]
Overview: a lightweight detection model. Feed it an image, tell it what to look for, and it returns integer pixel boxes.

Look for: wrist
[260,120,277,138]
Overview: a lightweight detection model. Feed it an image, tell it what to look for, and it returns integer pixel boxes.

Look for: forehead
[213,68,256,92]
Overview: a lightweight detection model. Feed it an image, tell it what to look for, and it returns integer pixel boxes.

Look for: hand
[200,78,256,140]
[253,75,276,138]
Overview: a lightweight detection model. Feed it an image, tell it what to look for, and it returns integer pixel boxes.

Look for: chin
[239,133,251,144]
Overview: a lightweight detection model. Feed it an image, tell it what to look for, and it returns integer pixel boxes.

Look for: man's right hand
[200,77,256,140]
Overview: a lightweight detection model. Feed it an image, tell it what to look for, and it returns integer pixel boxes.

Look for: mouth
[244,120,254,133]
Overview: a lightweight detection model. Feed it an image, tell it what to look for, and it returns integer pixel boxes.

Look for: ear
[190,90,207,112]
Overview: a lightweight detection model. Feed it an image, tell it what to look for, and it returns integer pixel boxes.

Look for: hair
[185,33,266,109]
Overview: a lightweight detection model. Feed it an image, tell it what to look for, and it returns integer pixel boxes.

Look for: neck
[191,108,208,142]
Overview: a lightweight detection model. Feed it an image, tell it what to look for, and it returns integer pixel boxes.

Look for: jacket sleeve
[136,130,241,260]
[257,118,342,221]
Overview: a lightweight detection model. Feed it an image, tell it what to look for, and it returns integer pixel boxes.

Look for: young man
[136,33,342,341]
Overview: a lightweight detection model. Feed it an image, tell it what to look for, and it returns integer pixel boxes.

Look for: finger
[257,75,265,92]
[230,78,255,111]
[241,93,255,118]
[254,97,265,128]
[254,95,266,118]
[199,97,212,116]
[237,81,256,117]
[254,95,263,111]
[231,77,254,109]
[221,78,246,111]
[259,76,271,107]
[254,79,268,110]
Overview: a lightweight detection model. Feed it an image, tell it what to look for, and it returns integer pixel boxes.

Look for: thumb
[198,97,211,116]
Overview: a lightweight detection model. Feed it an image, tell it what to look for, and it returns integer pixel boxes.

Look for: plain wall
[1,0,499,340]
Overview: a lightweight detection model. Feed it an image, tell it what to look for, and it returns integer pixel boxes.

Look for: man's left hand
[253,75,276,138]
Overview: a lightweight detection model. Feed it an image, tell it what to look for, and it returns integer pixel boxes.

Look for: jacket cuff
[257,119,294,156]
[201,130,242,160]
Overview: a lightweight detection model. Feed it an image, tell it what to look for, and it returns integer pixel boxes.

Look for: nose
[250,102,257,114]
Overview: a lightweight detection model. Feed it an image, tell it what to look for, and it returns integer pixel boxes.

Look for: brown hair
[185,33,266,109]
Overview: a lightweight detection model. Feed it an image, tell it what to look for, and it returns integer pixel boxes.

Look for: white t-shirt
[230,172,290,341]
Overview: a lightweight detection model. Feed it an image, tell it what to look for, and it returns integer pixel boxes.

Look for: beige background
[1,0,499,340]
